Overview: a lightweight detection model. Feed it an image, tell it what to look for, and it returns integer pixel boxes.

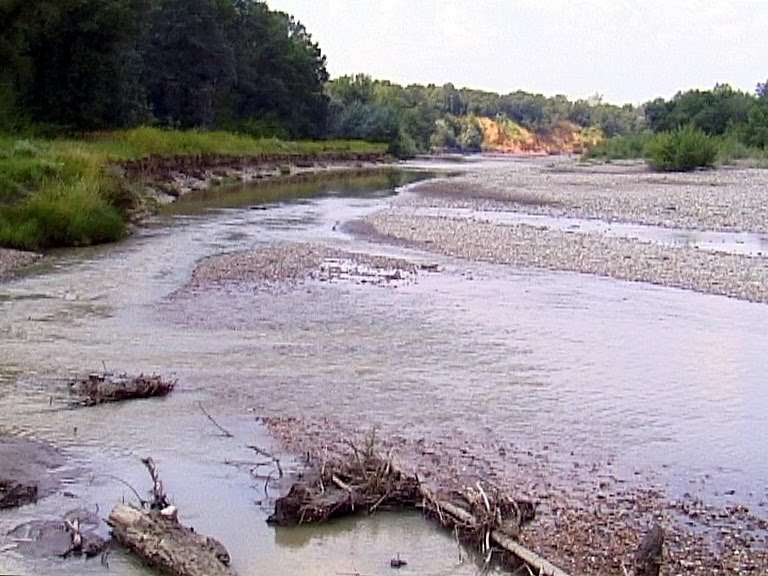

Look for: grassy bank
[0,128,386,251]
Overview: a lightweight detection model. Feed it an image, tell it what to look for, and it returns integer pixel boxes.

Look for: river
[1,161,766,575]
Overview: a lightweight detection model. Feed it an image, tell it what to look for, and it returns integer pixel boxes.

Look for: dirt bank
[121,151,391,204]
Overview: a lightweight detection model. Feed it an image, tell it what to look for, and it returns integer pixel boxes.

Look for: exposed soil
[121,151,390,205]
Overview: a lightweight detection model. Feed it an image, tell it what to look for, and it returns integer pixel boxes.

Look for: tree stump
[635,523,664,576]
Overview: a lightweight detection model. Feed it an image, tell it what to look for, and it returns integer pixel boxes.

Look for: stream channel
[1,160,767,575]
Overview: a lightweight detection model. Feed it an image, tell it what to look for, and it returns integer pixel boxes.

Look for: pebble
[363,158,768,304]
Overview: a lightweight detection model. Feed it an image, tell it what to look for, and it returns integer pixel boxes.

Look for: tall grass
[0,128,386,251]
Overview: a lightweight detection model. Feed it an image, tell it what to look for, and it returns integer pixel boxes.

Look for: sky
[267,0,768,105]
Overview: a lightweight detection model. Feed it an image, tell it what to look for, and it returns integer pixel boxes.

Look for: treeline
[589,82,768,167]
[325,74,641,155]
[2,0,766,162]
[644,82,768,149]
[0,0,329,137]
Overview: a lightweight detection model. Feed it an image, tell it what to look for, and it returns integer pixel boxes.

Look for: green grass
[0,128,386,251]
[583,132,653,160]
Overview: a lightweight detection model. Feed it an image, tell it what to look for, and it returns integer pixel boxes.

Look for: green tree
[140,0,235,128]
[7,0,150,129]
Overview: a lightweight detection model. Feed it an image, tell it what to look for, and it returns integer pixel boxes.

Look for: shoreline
[0,153,395,281]
[359,156,768,304]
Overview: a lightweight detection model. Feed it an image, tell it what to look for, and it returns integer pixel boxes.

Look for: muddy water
[2,164,768,574]
[0,171,484,576]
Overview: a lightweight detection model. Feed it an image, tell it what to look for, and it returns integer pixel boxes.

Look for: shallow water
[412,206,768,257]
[1,162,767,575]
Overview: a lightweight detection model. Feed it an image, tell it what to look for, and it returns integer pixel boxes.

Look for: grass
[0,128,386,251]
[583,132,653,161]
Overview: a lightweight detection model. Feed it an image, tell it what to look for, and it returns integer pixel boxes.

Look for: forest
[2,0,767,157]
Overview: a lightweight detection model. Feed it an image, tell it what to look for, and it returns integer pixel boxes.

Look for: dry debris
[69,372,176,406]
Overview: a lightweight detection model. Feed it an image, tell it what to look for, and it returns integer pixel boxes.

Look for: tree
[7,0,150,129]
[140,0,235,128]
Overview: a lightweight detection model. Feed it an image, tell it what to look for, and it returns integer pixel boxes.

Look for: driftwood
[0,478,38,509]
[107,459,236,576]
[268,437,572,576]
[69,372,175,406]
[635,524,664,576]
[108,505,235,576]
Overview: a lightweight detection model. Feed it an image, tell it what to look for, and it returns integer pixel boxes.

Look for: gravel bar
[364,158,768,304]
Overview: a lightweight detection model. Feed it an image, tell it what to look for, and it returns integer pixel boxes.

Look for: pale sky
[267,0,768,105]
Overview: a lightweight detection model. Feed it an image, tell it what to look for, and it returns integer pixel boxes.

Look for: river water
[1,163,767,575]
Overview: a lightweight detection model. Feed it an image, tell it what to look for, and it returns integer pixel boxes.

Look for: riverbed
[1,159,766,575]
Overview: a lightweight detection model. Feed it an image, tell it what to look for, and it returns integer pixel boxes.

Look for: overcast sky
[267,0,767,105]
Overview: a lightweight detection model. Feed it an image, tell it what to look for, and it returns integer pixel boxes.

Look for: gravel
[0,249,40,281]
[363,158,768,304]
[183,242,418,293]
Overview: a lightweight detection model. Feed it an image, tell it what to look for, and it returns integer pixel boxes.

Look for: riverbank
[0,128,388,252]
[361,157,768,303]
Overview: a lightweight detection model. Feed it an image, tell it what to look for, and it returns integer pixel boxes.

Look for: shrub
[644,125,717,171]
[584,132,652,160]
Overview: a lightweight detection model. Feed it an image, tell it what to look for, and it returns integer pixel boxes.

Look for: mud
[0,436,66,506]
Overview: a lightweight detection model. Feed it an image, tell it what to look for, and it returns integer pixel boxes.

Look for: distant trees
[325,76,644,154]
[644,84,753,136]
[0,0,329,137]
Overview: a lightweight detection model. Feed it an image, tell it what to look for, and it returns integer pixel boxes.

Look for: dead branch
[198,402,234,438]
[269,438,572,576]
[141,457,171,510]
[247,445,283,478]
[108,504,236,576]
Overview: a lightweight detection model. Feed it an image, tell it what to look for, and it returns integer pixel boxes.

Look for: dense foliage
[0,0,329,137]
[644,125,718,172]
[324,75,641,155]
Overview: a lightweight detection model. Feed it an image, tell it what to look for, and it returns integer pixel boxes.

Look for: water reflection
[162,168,435,215]
[2,166,768,576]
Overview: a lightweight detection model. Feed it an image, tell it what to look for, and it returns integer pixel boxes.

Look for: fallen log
[69,372,175,406]
[108,505,236,576]
[269,437,573,576]
[107,459,236,576]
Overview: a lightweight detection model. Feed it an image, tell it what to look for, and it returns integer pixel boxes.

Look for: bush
[644,125,717,171]
[584,132,652,160]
